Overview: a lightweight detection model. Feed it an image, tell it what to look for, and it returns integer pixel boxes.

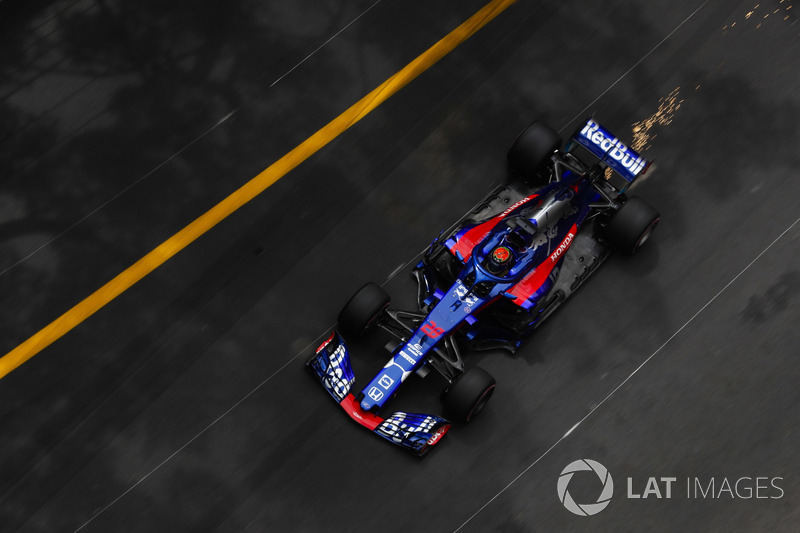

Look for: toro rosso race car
[307,118,659,456]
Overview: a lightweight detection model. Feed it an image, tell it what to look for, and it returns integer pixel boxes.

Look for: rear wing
[567,118,651,191]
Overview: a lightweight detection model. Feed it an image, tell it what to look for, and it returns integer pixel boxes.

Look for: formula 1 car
[307,117,659,456]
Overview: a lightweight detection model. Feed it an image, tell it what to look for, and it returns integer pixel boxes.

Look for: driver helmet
[487,245,514,274]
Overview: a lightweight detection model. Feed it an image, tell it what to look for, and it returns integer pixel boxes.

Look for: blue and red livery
[307,118,660,456]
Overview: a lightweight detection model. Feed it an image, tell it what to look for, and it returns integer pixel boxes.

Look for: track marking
[60,1,750,528]
[73,217,444,531]
[69,3,520,524]
[72,334,321,532]
[2,1,387,275]
[269,0,384,88]
[76,0,783,528]
[0,0,517,381]
[453,215,800,532]
[0,109,240,278]
[558,0,710,133]
[64,1,705,527]
[52,0,713,527]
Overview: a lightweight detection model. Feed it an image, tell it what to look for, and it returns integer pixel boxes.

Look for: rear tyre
[337,282,390,338]
[444,367,496,423]
[604,197,660,254]
[507,121,562,184]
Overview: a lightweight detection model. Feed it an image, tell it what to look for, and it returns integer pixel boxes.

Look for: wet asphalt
[1,0,799,531]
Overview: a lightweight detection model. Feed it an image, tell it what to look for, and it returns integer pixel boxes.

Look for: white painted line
[559,1,710,134]
[72,2,735,529]
[453,214,800,532]
[563,420,581,438]
[7,0,385,278]
[387,261,409,281]
[269,0,384,88]
[73,331,328,532]
[0,108,240,278]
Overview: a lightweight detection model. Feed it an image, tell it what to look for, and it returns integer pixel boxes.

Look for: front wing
[306,332,451,456]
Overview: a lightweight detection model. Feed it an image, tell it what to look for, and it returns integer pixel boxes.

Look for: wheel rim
[635,218,660,250]
[637,229,652,247]
[466,385,495,422]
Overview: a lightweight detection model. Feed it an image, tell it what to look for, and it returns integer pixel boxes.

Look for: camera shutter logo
[557,459,614,516]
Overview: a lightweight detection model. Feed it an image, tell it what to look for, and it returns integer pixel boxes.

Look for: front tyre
[337,282,390,338]
[604,197,660,254]
[444,367,496,423]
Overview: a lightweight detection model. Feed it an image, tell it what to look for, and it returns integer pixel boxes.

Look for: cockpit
[478,216,539,279]
[504,216,537,252]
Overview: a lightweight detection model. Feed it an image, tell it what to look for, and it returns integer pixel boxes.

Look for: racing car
[307,117,660,456]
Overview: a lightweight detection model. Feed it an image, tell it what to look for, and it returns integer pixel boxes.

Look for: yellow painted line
[0,0,516,380]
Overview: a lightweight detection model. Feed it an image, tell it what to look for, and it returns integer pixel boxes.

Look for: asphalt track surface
[1,0,799,531]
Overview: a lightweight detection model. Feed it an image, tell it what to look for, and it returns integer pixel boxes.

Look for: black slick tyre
[444,367,496,423]
[604,197,660,254]
[507,121,562,183]
[337,282,390,338]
